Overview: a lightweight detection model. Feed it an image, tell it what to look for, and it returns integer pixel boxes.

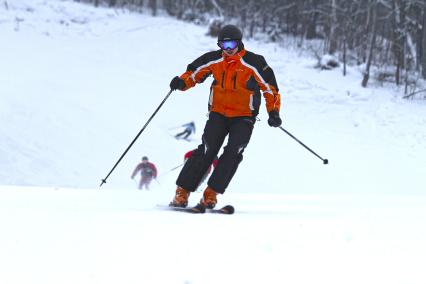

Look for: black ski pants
[176,112,255,194]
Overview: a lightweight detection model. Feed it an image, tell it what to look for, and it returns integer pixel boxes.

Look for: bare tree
[328,0,338,54]
[305,0,319,39]
[362,0,378,87]
[391,0,407,85]
[149,0,157,16]
[422,2,426,78]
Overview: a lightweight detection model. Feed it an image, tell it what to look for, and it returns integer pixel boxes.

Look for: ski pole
[278,126,329,165]
[169,163,184,172]
[100,89,174,187]
[133,178,139,188]
[157,163,184,179]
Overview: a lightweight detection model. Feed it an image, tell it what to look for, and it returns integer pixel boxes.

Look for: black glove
[170,76,185,91]
[268,110,282,127]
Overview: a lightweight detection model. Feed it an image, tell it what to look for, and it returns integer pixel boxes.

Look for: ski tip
[220,205,235,214]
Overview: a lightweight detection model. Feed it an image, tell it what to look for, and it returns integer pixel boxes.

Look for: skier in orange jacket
[168,25,282,209]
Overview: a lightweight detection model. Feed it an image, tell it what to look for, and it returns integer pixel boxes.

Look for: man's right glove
[267,110,282,127]
[170,76,186,91]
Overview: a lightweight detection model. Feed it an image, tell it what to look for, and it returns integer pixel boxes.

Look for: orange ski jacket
[179,48,281,117]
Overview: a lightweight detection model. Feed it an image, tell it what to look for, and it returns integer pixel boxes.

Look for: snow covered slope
[1,0,425,195]
[1,1,426,284]
[1,185,426,284]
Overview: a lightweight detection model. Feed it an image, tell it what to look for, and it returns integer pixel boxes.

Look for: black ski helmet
[218,25,243,41]
[142,156,148,161]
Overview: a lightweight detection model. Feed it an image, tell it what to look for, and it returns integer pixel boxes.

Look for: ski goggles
[218,40,239,50]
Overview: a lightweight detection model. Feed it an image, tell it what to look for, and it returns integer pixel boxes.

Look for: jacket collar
[222,48,246,62]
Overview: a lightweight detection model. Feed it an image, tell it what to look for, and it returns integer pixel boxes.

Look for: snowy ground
[1,185,426,284]
[1,1,426,283]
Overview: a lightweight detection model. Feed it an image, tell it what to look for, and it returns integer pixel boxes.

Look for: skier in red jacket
[131,156,158,190]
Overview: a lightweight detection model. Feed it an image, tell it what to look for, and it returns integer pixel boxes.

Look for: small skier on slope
[174,121,196,140]
[131,156,158,190]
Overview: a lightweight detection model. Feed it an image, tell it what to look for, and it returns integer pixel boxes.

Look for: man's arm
[131,164,141,179]
[179,50,222,90]
[242,52,281,112]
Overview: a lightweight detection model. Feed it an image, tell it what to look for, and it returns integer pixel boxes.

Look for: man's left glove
[170,76,186,91]
[267,110,282,127]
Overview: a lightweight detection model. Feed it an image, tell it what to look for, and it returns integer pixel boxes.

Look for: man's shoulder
[243,50,263,58]
[188,50,222,71]
[184,151,193,158]
[242,50,271,75]
[200,50,222,62]
[242,50,266,66]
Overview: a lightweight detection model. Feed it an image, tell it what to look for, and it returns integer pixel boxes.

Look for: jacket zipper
[221,72,225,88]
[233,73,237,89]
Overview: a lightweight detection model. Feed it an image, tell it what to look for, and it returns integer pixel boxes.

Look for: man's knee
[223,143,247,157]
[177,144,217,192]
[208,148,244,193]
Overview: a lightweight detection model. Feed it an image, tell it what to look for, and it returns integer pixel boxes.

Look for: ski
[207,205,235,214]
[158,204,235,214]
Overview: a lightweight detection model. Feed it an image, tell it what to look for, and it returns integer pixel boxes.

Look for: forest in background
[39,0,426,98]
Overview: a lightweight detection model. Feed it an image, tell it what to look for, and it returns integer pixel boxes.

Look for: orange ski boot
[200,186,218,209]
[169,187,190,208]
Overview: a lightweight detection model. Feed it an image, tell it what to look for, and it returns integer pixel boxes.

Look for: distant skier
[174,121,195,140]
[184,149,219,188]
[168,25,282,209]
[131,156,158,190]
